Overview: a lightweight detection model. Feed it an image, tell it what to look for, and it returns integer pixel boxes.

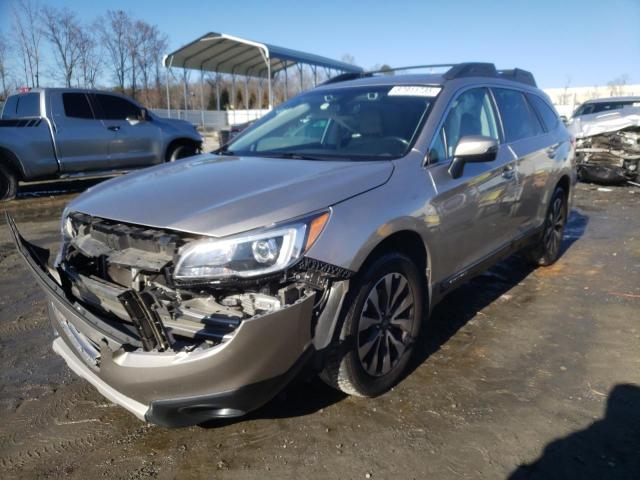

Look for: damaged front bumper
[8,214,321,427]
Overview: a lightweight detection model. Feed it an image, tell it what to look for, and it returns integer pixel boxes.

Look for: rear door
[92,94,162,168]
[491,88,550,234]
[427,87,520,276]
[49,91,112,172]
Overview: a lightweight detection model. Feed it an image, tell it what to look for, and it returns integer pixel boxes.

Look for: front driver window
[430,88,499,162]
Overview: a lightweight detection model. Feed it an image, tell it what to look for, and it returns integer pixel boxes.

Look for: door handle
[107,125,120,132]
[501,165,515,180]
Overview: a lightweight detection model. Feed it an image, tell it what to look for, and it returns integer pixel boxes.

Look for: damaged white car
[569,97,640,184]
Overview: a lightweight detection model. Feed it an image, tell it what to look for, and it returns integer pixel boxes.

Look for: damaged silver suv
[10,63,576,427]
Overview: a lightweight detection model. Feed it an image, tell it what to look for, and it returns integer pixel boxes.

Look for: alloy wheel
[543,196,565,260]
[357,273,415,377]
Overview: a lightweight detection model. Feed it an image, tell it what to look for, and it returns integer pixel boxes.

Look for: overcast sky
[1,0,639,88]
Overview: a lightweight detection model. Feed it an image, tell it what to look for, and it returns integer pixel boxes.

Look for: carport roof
[163,32,363,78]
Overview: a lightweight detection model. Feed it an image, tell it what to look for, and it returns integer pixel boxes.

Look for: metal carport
[163,32,362,118]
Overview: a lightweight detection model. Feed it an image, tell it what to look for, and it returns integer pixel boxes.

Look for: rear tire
[166,143,197,162]
[0,164,17,201]
[524,186,567,266]
[320,252,425,397]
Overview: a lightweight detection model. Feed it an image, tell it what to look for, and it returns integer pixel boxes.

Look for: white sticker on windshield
[388,86,441,97]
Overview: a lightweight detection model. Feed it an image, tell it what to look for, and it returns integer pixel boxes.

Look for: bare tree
[607,74,629,97]
[0,33,13,99]
[151,30,168,106]
[126,21,145,99]
[12,0,43,87]
[341,53,356,65]
[97,10,131,91]
[76,26,101,88]
[41,6,83,87]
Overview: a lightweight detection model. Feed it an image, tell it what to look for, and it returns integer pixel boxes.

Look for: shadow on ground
[407,209,588,379]
[17,177,108,199]
[509,384,640,480]
[203,210,589,428]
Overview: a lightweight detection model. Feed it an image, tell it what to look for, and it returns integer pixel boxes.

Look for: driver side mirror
[448,135,498,179]
[126,108,149,125]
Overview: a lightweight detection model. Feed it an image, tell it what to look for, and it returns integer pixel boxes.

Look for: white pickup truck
[0,88,203,200]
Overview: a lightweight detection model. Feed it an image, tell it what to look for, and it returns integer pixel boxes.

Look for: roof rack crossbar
[323,62,537,87]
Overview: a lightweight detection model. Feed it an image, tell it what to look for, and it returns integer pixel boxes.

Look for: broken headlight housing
[174,211,329,281]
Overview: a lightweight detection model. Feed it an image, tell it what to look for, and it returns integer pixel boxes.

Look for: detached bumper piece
[7,213,317,427]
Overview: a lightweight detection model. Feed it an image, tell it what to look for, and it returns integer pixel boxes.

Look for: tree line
[0,1,363,111]
[2,1,168,107]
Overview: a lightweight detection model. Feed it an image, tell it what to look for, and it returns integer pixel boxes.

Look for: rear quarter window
[2,93,40,118]
[492,88,543,142]
[527,94,559,131]
[15,93,41,117]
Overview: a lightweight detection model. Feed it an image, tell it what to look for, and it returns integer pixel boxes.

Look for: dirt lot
[0,181,638,479]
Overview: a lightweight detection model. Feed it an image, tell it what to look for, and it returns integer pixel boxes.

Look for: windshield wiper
[264,152,328,161]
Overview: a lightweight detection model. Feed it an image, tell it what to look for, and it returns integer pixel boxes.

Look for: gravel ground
[0,181,638,480]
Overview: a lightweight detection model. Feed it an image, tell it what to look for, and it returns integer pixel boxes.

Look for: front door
[426,87,520,278]
[92,93,162,169]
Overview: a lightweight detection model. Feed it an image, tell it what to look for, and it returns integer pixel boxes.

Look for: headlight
[174,211,329,281]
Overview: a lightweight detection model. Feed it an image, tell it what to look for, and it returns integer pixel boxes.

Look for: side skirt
[432,225,544,304]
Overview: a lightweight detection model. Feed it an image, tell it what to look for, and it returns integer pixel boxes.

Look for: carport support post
[267,53,272,109]
[244,78,249,110]
[200,70,205,128]
[216,74,220,111]
[297,64,304,93]
[284,65,288,101]
[165,66,171,118]
[183,68,189,116]
[231,74,236,124]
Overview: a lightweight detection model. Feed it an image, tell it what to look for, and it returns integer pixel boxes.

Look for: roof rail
[323,62,537,87]
[322,72,371,85]
[442,62,498,80]
[497,68,537,87]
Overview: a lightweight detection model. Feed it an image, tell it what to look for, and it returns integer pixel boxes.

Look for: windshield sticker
[388,86,441,97]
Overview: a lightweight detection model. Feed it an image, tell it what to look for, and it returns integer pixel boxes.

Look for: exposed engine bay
[575,127,640,184]
[59,212,351,355]
[571,107,640,184]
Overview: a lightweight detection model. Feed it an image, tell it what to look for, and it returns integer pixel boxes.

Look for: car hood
[68,154,394,237]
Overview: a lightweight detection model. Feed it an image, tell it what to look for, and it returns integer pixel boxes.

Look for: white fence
[151,108,269,130]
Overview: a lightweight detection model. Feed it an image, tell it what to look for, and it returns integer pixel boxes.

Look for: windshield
[225,85,437,161]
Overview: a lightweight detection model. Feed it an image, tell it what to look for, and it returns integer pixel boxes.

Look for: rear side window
[528,94,559,131]
[3,93,40,118]
[93,94,141,120]
[492,88,543,142]
[1,96,18,119]
[62,93,94,119]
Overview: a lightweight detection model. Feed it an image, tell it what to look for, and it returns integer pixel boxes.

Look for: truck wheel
[525,186,567,266]
[166,143,197,162]
[320,252,424,397]
[0,164,17,201]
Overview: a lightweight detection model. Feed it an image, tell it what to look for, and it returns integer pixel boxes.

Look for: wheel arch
[557,174,570,197]
[0,146,26,180]
[164,137,202,161]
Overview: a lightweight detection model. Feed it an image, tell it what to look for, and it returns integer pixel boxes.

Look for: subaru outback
[9,63,576,427]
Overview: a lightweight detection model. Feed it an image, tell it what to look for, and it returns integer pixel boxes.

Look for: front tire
[0,164,17,201]
[321,252,425,397]
[525,186,567,266]
[166,143,197,162]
